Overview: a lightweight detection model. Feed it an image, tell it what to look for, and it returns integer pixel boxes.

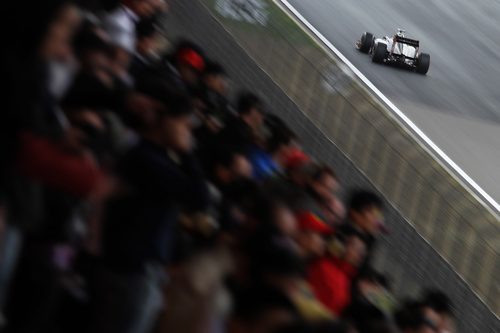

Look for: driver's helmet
[396,29,406,37]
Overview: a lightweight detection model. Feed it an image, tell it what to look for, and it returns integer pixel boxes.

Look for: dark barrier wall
[162,1,499,332]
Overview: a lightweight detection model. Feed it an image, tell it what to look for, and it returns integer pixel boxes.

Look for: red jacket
[16,131,104,197]
[307,256,357,316]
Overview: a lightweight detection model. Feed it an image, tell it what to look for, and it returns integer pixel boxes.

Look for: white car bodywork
[375,36,417,58]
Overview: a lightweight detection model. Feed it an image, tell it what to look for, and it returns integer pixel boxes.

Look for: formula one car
[356,29,430,74]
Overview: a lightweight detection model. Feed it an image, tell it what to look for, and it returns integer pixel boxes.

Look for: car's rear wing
[395,36,419,47]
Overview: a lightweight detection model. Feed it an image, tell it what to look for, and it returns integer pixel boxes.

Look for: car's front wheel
[416,53,430,74]
[372,42,387,63]
[359,32,374,53]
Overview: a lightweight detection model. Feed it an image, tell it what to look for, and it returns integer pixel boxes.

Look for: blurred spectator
[421,290,455,333]
[89,92,208,333]
[227,285,298,333]
[198,61,233,133]
[162,40,206,94]
[339,190,385,271]
[130,18,162,80]
[254,245,333,322]
[295,212,333,260]
[300,218,368,316]
[350,267,396,316]
[218,91,266,155]
[299,165,345,227]
[101,0,160,86]
[394,301,439,333]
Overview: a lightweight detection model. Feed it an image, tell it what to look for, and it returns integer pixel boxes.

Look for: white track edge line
[279,0,500,217]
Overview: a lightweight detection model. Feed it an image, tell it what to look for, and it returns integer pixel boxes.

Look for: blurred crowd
[0,1,456,333]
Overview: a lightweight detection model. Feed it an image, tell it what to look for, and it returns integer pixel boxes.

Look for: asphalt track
[286,0,500,206]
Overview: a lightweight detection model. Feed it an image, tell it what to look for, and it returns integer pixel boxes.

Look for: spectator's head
[237,91,266,131]
[203,60,229,95]
[221,179,264,233]
[295,212,332,258]
[309,165,339,203]
[73,27,114,79]
[334,230,368,267]
[228,285,298,333]
[136,18,160,57]
[172,40,206,87]
[284,150,313,187]
[421,290,455,333]
[15,0,81,62]
[355,268,389,297]
[262,198,299,240]
[141,91,195,153]
[348,190,385,236]
[395,301,439,333]
[122,0,157,18]
[267,126,297,169]
[211,146,253,185]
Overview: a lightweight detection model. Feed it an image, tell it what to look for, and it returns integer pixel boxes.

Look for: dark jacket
[102,139,209,273]
[216,116,256,154]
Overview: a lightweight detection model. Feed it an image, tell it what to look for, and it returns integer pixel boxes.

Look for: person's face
[40,4,81,62]
[205,74,228,95]
[231,154,253,179]
[248,108,264,131]
[352,206,384,236]
[179,65,199,86]
[113,48,132,71]
[423,307,453,333]
[137,35,158,56]
[297,231,326,258]
[129,0,156,17]
[273,205,298,238]
[312,174,339,202]
[343,236,367,267]
[161,114,193,152]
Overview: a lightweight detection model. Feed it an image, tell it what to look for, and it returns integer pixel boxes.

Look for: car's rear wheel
[372,42,387,63]
[416,53,430,74]
[359,32,374,53]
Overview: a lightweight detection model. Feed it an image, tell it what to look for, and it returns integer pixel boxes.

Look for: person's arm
[16,131,105,197]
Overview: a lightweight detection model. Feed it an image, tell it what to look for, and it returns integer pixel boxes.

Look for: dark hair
[394,300,437,331]
[212,145,245,169]
[344,302,393,333]
[422,289,454,317]
[348,190,384,212]
[203,60,227,77]
[253,245,306,280]
[237,91,264,115]
[73,27,113,58]
[232,285,298,323]
[357,267,389,285]
[7,0,72,59]
[311,165,338,182]
[162,92,194,118]
[136,76,194,118]
[136,18,158,39]
[267,126,296,154]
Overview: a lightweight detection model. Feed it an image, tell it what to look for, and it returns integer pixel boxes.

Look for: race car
[356,29,430,75]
